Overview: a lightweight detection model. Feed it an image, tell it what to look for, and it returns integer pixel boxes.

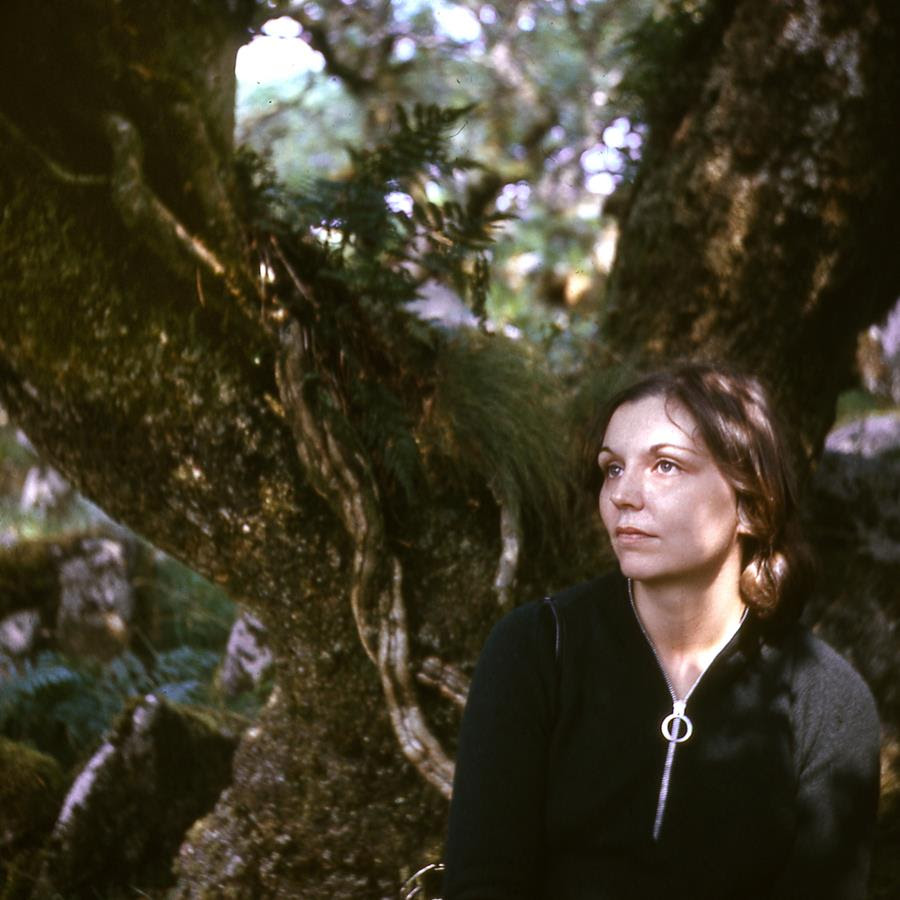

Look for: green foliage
[136,549,234,651]
[0,736,65,898]
[259,103,503,317]
[352,377,425,503]
[834,389,898,425]
[238,0,659,340]
[0,646,220,768]
[240,101,591,543]
[424,333,572,533]
[0,422,254,776]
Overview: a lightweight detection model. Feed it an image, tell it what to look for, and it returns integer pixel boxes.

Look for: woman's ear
[736,500,752,537]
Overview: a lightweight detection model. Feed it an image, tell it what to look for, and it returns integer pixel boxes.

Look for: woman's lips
[615,526,656,542]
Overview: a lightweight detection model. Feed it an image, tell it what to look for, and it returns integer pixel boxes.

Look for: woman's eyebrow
[649,442,701,456]
[598,442,700,457]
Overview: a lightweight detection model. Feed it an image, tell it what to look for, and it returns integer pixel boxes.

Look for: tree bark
[0,3,556,895]
[605,0,900,456]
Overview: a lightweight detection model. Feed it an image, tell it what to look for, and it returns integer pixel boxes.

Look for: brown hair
[596,363,809,620]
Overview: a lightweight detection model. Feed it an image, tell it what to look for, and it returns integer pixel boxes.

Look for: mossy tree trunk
[1,1,899,897]
[0,2,574,896]
[605,0,900,456]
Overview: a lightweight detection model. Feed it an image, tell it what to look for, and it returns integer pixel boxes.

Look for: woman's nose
[609,470,644,508]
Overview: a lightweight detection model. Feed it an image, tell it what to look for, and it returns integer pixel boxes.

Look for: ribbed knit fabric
[443,572,880,900]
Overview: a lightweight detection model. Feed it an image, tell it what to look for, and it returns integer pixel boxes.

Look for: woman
[443,364,880,900]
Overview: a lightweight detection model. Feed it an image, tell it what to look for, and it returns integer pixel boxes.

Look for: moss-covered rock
[32,694,241,899]
[0,737,66,899]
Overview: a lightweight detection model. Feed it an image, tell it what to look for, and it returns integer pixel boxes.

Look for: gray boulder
[217,609,273,696]
[34,693,241,898]
[56,537,134,660]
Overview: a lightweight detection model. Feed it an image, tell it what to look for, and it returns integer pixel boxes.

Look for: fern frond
[155,680,206,704]
[152,646,219,685]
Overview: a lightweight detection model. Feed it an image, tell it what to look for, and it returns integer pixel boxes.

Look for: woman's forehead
[601,394,705,451]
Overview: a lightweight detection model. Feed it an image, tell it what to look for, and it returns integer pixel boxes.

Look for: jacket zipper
[627,578,747,841]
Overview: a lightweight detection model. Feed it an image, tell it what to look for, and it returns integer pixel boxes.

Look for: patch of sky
[586,172,617,196]
[548,124,566,143]
[518,12,536,32]
[393,36,417,62]
[479,5,498,25]
[581,144,625,175]
[235,17,324,92]
[433,2,483,43]
[602,117,631,149]
[386,191,415,216]
[425,180,445,203]
[496,181,532,213]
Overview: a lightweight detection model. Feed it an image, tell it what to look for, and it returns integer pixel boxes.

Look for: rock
[817,414,900,564]
[0,737,66,895]
[217,609,273,696]
[808,414,900,741]
[825,412,900,458]
[56,538,134,660]
[858,298,900,403]
[34,693,241,898]
[0,736,66,848]
[0,608,41,684]
[0,608,41,657]
[19,464,73,518]
[809,415,900,900]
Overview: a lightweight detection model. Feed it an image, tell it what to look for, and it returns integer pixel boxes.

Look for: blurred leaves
[0,647,218,768]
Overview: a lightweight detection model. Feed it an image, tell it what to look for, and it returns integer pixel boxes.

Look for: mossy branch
[0,109,108,187]
[103,113,257,317]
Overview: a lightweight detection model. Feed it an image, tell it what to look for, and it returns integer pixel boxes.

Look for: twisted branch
[275,319,457,795]
[0,109,108,187]
[104,114,228,279]
[416,656,469,710]
[102,113,258,317]
[378,560,455,797]
[492,495,522,610]
[275,320,382,664]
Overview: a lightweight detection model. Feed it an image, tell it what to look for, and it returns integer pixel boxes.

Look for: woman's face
[598,393,742,588]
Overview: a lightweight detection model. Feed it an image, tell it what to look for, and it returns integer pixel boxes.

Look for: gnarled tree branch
[416,656,469,710]
[103,113,257,317]
[492,496,522,610]
[378,559,455,797]
[0,109,108,187]
[274,317,457,795]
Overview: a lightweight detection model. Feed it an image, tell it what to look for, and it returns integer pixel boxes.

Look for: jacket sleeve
[442,601,558,900]
[771,634,881,900]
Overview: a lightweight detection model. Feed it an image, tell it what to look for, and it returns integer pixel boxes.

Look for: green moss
[0,737,66,898]
[0,736,65,832]
[423,332,573,539]
[0,537,73,620]
[834,389,899,425]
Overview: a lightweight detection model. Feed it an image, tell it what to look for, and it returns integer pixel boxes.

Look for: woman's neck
[629,567,746,698]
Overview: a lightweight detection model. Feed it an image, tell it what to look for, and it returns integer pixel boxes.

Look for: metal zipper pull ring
[661,699,693,743]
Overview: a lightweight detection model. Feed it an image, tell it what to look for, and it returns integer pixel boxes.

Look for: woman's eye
[604,462,623,479]
[656,459,679,474]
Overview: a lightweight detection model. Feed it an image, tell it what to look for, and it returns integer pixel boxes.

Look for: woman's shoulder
[776,624,880,751]
[547,569,625,617]
[786,626,875,705]
[483,570,625,661]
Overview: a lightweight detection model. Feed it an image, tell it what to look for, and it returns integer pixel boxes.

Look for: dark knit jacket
[443,572,880,900]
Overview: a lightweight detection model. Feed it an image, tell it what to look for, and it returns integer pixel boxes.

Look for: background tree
[0,0,897,897]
